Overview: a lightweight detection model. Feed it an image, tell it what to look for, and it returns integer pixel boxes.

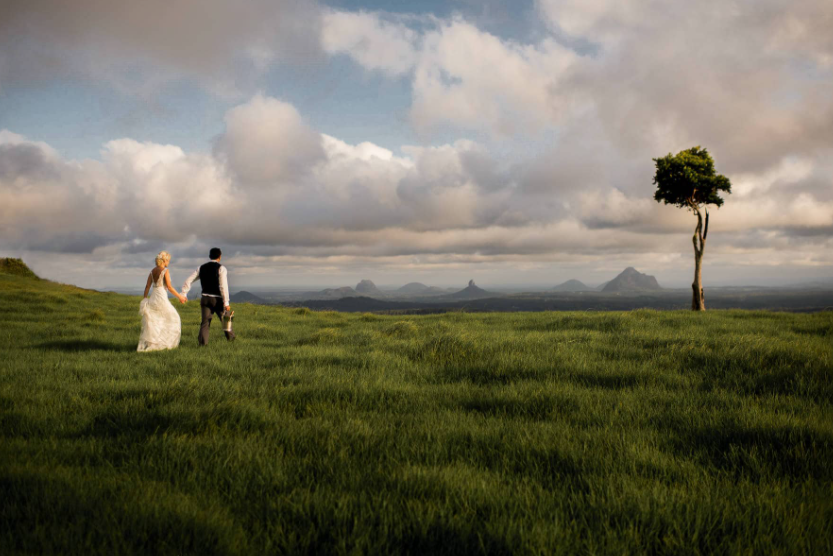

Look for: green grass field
[2,260,832,555]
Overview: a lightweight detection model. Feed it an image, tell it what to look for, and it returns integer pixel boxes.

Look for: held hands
[178,294,188,304]
[225,305,231,312]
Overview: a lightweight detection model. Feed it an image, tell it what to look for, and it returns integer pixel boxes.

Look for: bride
[138,251,187,352]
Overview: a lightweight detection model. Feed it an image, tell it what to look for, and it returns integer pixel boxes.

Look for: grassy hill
[2,260,832,555]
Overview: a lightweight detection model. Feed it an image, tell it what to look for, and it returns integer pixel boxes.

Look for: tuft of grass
[384,320,418,337]
[88,309,106,322]
[293,307,311,316]
[297,327,342,345]
[0,258,39,279]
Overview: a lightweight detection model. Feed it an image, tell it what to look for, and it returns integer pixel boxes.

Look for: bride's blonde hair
[155,251,172,267]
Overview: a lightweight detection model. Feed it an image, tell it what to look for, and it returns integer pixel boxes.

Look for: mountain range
[220,269,666,307]
[228,270,662,305]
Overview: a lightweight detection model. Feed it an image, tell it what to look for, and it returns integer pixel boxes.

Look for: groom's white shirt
[181,260,230,307]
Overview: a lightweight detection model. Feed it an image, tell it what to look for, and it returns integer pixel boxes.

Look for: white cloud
[321,10,421,75]
[2,94,832,274]
[410,20,578,135]
[536,0,646,43]
[214,94,325,186]
[324,3,833,179]
[102,139,241,241]
[732,157,816,197]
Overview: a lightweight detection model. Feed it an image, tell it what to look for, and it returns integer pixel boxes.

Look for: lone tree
[653,146,731,311]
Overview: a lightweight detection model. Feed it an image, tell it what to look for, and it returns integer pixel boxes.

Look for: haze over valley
[220,268,833,313]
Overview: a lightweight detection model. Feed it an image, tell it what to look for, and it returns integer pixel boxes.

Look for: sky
[1,0,832,290]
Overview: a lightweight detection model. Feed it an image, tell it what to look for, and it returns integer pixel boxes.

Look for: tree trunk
[691,207,707,311]
[692,248,705,311]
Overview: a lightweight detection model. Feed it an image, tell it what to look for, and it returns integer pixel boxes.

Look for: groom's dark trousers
[199,296,235,345]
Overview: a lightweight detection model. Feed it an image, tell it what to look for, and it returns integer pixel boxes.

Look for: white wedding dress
[137,270,182,352]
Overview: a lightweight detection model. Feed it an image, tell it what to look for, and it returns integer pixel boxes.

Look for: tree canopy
[653,147,731,209]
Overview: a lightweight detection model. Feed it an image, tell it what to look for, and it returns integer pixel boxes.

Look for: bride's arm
[143,272,153,298]
[164,269,187,303]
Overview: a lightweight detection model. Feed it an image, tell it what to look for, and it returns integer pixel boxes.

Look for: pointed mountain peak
[449,279,491,299]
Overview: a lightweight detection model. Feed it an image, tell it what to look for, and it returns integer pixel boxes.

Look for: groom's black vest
[199,261,222,296]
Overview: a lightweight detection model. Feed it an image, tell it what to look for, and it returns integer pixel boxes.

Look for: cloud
[102,138,241,242]
[326,2,833,179]
[410,20,578,136]
[532,0,833,171]
[2,93,832,278]
[4,0,833,286]
[0,135,120,251]
[321,10,421,75]
[0,0,322,94]
[214,94,325,186]
[319,13,579,136]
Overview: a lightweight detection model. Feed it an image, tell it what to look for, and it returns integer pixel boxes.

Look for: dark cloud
[0,0,323,92]
[20,232,113,254]
[0,143,60,182]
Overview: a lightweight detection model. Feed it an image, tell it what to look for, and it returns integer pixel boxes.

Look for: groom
[182,247,236,345]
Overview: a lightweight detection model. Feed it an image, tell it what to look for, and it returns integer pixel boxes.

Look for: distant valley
[227,267,833,313]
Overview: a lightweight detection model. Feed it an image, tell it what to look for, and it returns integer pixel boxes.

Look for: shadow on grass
[78,402,273,441]
[0,471,248,556]
[85,410,175,439]
[36,339,134,352]
[432,365,543,385]
[568,371,645,390]
[397,521,515,556]
[460,395,580,421]
[664,422,833,481]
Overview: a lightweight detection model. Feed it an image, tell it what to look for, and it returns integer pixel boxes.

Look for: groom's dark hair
[209,247,222,260]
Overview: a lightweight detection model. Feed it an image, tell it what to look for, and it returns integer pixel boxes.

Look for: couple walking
[137,247,236,352]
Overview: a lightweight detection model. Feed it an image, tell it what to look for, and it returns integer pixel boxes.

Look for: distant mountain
[595,281,610,291]
[448,279,493,300]
[356,279,386,297]
[398,282,429,293]
[317,286,358,299]
[552,279,592,292]
[396,283,448,297]
[231,291,268,304]
[602,268,662,293]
